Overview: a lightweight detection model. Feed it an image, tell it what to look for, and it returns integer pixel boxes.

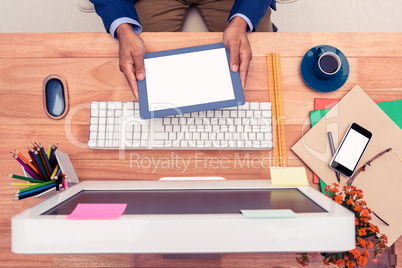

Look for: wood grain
[0,33,401,267]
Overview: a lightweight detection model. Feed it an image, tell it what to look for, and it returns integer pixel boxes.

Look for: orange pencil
[14,150,39,174]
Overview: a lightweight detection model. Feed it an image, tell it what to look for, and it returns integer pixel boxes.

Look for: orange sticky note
[66,203,127,220]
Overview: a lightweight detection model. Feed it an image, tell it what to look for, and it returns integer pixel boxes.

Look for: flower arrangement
[296,183,388,267]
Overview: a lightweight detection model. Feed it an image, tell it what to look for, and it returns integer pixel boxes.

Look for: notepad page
[144,47,235,111]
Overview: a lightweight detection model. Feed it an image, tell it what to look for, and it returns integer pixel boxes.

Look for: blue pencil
[14,182,55,199]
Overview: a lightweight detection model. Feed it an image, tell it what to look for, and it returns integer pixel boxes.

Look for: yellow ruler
[267,53,287,167]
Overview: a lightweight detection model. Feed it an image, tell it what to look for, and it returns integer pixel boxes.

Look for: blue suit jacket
[90,0,276,33]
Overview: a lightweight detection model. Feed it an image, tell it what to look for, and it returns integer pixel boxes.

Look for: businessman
[90,0,276,98]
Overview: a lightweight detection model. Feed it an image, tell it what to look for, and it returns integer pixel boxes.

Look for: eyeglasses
[347,148,396,186]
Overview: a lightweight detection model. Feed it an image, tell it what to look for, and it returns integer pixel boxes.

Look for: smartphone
[330,123,372,177]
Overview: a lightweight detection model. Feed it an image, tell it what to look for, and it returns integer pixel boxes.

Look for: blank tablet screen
[138,43,244,119]
[145,47,234,111]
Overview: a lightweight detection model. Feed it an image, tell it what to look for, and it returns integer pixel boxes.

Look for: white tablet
[138,43,245,119]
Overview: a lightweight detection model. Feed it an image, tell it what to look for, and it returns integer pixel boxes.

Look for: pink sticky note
[66,203,127,220]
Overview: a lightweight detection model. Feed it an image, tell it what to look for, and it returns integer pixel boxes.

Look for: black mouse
[43,75,69,119]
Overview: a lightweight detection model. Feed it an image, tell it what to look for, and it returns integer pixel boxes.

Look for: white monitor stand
[12,179,355,254]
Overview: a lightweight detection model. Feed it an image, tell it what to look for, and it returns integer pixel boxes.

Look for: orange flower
[354,205,363,212]
[361,209,370,217]
[333,187,339,193]
[382,234,388,241]
[366,241,374,249]
[347,198,354,205]
[369,223,376,233]
[323,259,330,265]
[335,195,343,204]
[336,259,344,267]
[350,248,361,259]
[346,260,355,268]
[363,249,370,258]
[358,228,367,236]
[358,237,366,248]
[357,256,368,266]
[333,183,340,187]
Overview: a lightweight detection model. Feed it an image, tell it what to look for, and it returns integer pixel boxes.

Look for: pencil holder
[22,150,79,199]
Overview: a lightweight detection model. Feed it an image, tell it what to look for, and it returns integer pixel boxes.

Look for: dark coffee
[319,55,338,73]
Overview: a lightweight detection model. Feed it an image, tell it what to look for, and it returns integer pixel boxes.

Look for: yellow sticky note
[270,167,309,186]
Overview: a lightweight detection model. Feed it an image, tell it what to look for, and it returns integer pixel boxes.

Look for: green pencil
[7,174,43,183]
[34,150,49,181]
[15,180,56,193]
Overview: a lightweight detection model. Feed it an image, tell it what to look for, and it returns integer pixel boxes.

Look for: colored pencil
[9,183,40,186]
[28,147,45,181]
[12,155,41,181]
[49,143,58,168]
[14,183,56,198]
[31,142,39,152]
[8,174,43,183]
[50,164,59,179]
[47,144,52,159]
[54,177,60,192]
[38,144,52,178]
[15,180,56,193]
[34,150,49,181]
[62,177,68,189]
[10,151,39,178]
[14,150,39,174]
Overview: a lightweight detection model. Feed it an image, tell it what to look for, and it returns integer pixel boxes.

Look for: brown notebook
[292,85,402,246]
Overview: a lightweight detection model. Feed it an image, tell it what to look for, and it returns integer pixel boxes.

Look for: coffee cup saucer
[301,45,349,92]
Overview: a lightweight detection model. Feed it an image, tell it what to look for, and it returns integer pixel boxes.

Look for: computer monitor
[12,179,355,254]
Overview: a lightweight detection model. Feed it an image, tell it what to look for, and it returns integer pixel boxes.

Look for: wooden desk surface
[0,32,401,267]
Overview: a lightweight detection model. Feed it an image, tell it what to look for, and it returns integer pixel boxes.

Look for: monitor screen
[42,189,326,215]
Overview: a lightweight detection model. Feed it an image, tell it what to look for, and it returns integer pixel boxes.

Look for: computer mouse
[43,75,69,119]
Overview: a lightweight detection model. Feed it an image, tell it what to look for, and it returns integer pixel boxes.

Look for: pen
[372,211,390,226]
[327,132,341,183]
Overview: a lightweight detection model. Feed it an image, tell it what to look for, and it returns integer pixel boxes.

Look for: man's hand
[116,23,145,99]
[223,17,252,89]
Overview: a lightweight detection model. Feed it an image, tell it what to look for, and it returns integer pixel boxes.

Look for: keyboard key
[99,102,107,110]
[250,102,259,110]
[154,132,168,140]
[262,110,271,117]
[260,102,271,110]
[241,102,249,110]
[171,118,179,125]
[168,132,176,140]
[126,102,134,110]
[90,117,98,125]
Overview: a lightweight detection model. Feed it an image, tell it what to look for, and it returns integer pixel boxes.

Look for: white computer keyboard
[88,101,273,150]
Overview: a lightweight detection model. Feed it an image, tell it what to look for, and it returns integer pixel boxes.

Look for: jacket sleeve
[90,0,139,33]
[229,0,276,32]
